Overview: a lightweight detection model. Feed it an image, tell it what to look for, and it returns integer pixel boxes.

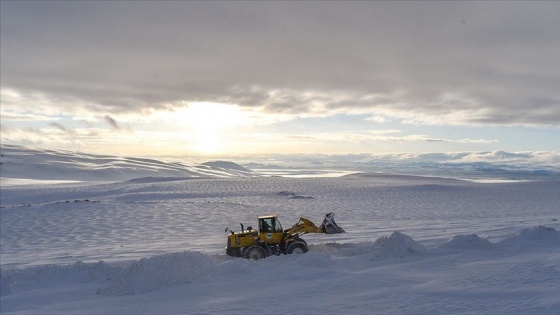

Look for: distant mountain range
[2,145,559,182]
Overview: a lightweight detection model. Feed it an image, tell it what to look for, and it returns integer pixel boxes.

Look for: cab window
[274,218,283,232]
[260,218,283,232]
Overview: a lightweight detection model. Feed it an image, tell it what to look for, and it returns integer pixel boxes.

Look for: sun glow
[193,131,221,155]
[176,102,251,155]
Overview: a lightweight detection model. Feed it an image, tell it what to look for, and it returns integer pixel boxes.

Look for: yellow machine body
[225,213,344,259]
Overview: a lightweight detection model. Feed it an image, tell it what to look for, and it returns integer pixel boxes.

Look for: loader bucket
[320,212,345,234]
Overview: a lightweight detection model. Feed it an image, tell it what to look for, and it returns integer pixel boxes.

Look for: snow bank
[310,231,427,260]
[0,260,119,297]
[2,227,559,299]
[500,226,560,244]
[370,231,427,260]
[433,226,560,253]
[312,227,559,261]
[437,234,494,251]
[309,242,372,256]
[1,251,217,297]
[98,251,216,296]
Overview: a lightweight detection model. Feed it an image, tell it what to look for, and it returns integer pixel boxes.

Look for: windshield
[261,217,283,232]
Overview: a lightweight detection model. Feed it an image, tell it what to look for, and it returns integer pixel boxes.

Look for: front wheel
[244,245,267,260]
[286,241,308,255]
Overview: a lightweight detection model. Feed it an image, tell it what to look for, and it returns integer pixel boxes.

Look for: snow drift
[437,234,494,250]
[3,227,557,297]
[499,225,560,245]
[98,251,216,295]
[370,231,428,260]
[0,260,120,297]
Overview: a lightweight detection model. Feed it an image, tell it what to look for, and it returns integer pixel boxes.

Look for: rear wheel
[244,245,267,260]
[287,241,308,255]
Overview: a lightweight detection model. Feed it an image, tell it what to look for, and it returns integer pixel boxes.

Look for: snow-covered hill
[0,145,255,182]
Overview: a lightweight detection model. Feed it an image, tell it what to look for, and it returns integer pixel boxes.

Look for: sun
[193,131,222,155]
[176,102,250,155]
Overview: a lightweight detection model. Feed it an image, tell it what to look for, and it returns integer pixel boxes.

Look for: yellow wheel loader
[225,212,345,260]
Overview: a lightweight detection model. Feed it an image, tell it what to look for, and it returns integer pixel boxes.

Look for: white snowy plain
[1,146,559,314]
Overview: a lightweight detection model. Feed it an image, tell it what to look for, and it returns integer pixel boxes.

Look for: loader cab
[258,215,284,245]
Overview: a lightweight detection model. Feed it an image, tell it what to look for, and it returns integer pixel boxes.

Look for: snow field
[2,175,558,269]
[1,226,559,314]
[1,146,560,314]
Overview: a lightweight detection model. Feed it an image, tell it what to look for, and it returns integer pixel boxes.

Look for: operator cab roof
[258,215,277,219]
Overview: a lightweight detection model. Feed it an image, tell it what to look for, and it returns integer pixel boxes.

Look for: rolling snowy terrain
[1,146,559,314]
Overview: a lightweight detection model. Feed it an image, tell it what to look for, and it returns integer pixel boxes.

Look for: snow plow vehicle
[225,212,345,260]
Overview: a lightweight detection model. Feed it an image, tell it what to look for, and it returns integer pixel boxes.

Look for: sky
[1,1,559,158]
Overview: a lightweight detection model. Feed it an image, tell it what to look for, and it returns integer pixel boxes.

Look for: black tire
[244,245,267,260]
[287,241,309,255]
[293,235,307,245]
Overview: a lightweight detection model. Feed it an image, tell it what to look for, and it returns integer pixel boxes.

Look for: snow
[0,145,256,182]
[370,231,428,260]
[1,145,560,314]
[98,251,216,296]
[436,234,494,251]
[201,161,252,173]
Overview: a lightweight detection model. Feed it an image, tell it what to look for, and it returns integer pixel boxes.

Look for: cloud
[0,125,81,146]
[250,131,497,145]
[366,116,386,123]
[104,115,132,132]
[0,112,55,122]
[104,115,120,130]
[1,2,559,127]
[366,150,560,168]
[48,122,77,135]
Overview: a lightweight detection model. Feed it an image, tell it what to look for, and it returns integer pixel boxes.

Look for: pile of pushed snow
[500,226,560,244]
[437,234,494,251]
[1,261,119,297]
[98,251,216,296]
[370,231,427,260]
[433,227,560,252]
[2,252,217,297]
[309,242,369,256]
[310,231,427,260]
